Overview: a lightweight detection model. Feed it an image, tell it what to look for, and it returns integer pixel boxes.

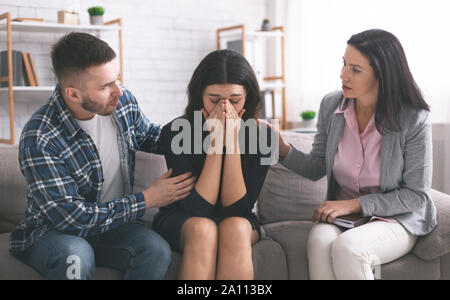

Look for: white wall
[284,0,450,125]
[0,0,267,142]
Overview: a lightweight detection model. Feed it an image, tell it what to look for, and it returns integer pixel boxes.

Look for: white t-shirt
[77,114,125,203]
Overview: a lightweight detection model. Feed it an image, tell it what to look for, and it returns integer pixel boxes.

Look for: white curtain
[283,0,450,193]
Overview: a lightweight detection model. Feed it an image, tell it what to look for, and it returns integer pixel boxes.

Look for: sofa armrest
[0,217,11,234]
[0,215,17,234]
[413,189,450,260]
[0,145,27,229]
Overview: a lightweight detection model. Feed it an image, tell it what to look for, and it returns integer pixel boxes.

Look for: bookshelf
[217,24,287,129]
[0,12,123,145]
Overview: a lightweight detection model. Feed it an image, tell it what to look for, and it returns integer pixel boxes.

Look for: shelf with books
[1,50,40,88]
[0,12,123,145]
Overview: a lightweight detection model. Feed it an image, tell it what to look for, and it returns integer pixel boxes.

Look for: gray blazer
[281,90,437,236]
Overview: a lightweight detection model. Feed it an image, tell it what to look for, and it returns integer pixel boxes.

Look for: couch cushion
[263,220,314,279]
[251,238,289,280]
[258,132,327,224]
[413,189,450,261]
[0,233,43,280]
[380,253,440,280]
[0,217,16,235]
[133,151,168,226]
[440,252,450,280]
[0,146,27,230]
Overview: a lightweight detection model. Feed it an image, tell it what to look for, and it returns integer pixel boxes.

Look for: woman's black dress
[153,116,271,252]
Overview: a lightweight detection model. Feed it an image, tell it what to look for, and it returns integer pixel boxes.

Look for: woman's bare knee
[218,217,255,249]
[181,217,218,250]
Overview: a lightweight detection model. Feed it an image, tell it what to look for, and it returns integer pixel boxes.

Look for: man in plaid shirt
[9,32,195,280]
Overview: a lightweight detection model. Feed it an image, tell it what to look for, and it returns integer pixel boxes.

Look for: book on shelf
[0,51,39,88]
[332,214,371,229]
[22,52,36,86]
[26,53,39,86]
[0,50,25,87]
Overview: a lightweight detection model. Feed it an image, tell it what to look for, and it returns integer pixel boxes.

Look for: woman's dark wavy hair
[345,29,430,133]
[184,49,262,122]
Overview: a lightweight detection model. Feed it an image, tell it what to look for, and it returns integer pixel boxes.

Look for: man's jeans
[15,223,172,280]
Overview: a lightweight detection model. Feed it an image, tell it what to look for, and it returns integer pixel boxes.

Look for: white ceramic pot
[299,119,317,128]
[90,15,103,25]
[261,23,271,31]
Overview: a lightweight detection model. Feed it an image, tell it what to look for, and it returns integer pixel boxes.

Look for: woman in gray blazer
[275,29,437,280]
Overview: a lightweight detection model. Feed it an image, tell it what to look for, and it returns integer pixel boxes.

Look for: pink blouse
[333,98,382,200]
[333,98,397,223]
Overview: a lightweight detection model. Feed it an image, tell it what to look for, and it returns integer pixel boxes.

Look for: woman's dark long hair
[346,29,430,133]
[185,49,262,122]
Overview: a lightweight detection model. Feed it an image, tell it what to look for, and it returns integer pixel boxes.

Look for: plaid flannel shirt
[9,86,162,253]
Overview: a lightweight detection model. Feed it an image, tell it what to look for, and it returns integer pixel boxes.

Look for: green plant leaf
[301,111,317,121]
[88,6,105,16]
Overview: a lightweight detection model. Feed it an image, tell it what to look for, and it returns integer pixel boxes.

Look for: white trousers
[307,221,417,280]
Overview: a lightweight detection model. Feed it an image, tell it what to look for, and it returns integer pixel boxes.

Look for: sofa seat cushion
[0,233,43,280]
[440,252,450,280]
[251,238,289,280]
[380,253,440,280]
[263,221,314,280]
[258,132,327,224]
[414,189,450,261]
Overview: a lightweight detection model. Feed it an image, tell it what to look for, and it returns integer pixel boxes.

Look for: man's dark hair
[51,32,116,86]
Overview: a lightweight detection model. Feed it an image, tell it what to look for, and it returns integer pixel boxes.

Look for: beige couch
[1,132,450,280]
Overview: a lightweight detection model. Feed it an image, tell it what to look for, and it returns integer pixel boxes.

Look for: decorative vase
[300,119,316,128]
[90,15,103,25]
[261,21,271,31]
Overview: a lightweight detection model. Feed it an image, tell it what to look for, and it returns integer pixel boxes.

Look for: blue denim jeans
[15,223,172,280]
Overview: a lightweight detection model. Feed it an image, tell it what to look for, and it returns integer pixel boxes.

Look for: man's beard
[81,95,117,116]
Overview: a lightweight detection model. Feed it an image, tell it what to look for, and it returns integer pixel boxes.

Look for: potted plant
[300,110,317,128]
[261,19,271,31]
[88,6,104,25]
